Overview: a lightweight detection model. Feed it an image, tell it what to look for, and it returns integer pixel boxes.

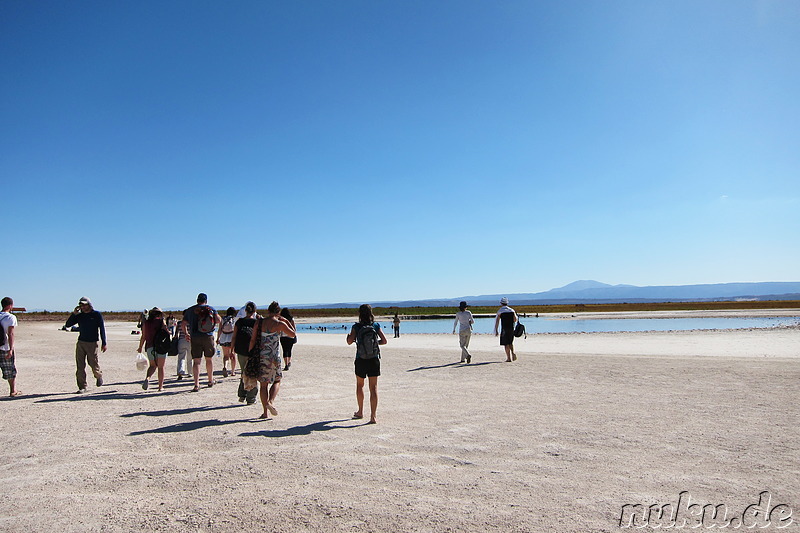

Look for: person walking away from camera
[166,313,176,336]
[65,297,107,393]
[246,301,296,419]
[181,293,221,392]
[494,297,518,362]
[174,318,191,380]
[347,304,387,424]
[392,313,401,338]
[453,301,474,364]
[231,301,259,405]
[137,307,169,391]
[217,307,237,378]
[280,307,296,371]
[0,297,21,397]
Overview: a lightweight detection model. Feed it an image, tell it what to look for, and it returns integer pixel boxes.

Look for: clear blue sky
[3,1,798,311]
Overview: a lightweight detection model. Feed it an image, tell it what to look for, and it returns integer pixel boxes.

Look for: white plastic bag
[135,352,148,371]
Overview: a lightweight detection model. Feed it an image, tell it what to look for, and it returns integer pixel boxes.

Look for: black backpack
[0,319,6,347]
[355,323,381,359]
[153,327,172,354]
[168,334,180,356]
[514,322,527,339]
[235,318,256,356]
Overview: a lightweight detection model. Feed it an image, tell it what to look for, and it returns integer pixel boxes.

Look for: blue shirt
[65,310,107,345]
[183,304,217,336]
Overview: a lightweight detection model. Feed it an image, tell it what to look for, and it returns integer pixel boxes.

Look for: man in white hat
[64,297,107,393]
[493,297,518,362]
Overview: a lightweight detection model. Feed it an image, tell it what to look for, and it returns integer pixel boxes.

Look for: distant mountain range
[295,280,800,308]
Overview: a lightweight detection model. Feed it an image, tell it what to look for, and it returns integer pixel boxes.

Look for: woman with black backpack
[230,301,259,405]
[346,304,387,424]
[137,307,170,392]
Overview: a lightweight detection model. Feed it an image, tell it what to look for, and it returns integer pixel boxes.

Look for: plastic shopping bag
[135,352,148,371]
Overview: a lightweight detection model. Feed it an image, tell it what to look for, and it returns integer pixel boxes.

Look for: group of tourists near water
[0,292,524,424]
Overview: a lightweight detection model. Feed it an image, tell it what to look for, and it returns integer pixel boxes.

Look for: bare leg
[504,345,512,362]
[354,375,365,418]
[156,357,166,391]
[267,381,280,415]
[367,376,379,424]
[205,356,214,386]
[259,381,271,418]
[192,358,200,390]
[226,346,236,375]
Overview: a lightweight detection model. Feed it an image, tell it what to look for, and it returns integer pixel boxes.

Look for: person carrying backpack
[137,307,170,391]
[346,304,387,424]
[230,301,259,405]
[216,307,237,378]
[181,293,222,392]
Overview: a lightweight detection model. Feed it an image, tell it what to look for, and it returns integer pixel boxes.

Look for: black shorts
[500,330,515,346]
[355,357,380,378]
[191,335,215,359]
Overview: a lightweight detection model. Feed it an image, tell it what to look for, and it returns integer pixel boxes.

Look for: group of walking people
[134,293,298,420]
[2,292,521,425]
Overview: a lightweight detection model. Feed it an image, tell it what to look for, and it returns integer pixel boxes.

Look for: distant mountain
[293,280,800,308]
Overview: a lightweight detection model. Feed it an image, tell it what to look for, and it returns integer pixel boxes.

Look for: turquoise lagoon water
[297,316,800,335]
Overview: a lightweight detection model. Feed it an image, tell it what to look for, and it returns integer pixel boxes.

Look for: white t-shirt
[454,310,474,332]
[0,311,17,351]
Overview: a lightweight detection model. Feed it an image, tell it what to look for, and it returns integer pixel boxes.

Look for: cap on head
[79,297,92,306]
[500,297,509,305]
[150,306,163,317]
[459,301,468,310]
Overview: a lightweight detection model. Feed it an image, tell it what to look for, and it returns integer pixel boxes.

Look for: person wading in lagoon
[0,297,21,397]
[347,304,387,424]
[181,293,222,392]
[64,297,107,393]
[453,301,474,364]
[392,313,401,338]
[494,297,518,362]
[246,301,296,419]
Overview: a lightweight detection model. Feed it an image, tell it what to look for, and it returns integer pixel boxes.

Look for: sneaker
[142,379,149,390]
[246,398,256,405]
[222,368,228,378]
[75,388,87,394]
[96,377,103,387]
[466,355,471,364]
[177,374,183,381]
[238,397,246,403]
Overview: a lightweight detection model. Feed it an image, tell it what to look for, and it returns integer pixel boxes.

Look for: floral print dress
[242,326,282,390]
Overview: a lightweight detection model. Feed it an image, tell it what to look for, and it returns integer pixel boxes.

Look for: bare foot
[353,412,364,419]
[266,403,278,416]
[9,391,22,397]
[258,412,270,419]
[368,418,377,424]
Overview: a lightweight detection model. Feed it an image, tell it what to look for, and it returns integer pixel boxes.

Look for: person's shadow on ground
[240,419,355,438]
